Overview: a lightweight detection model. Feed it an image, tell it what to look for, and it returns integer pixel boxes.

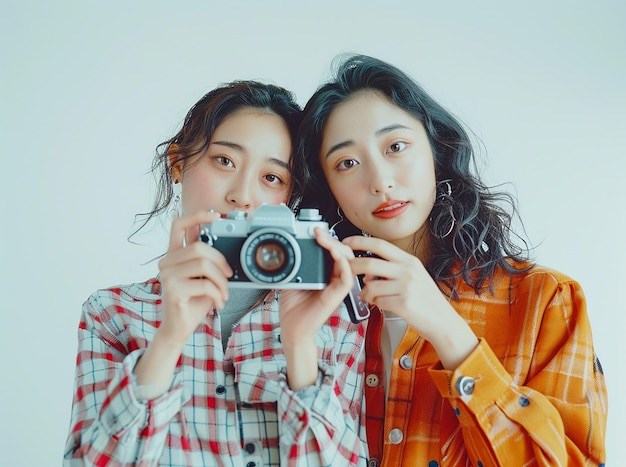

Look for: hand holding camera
[157,210,233,347]
[197,203,370,323]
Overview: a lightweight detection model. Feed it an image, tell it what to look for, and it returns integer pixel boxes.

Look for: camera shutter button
[298,208,322,221]
[227,210,247,220]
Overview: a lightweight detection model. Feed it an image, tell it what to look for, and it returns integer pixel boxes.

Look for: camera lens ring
[240,228,301,285]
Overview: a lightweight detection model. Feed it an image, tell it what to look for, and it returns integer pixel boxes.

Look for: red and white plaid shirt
[64,279,368,466]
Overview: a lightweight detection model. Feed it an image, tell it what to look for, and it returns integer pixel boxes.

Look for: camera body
[199,204,332,289]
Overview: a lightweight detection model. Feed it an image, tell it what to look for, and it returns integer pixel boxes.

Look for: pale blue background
[1,1,624,464]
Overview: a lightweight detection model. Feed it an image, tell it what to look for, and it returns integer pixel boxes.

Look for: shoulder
[521,263,577,283]
[78,278,162,347]
[510,263,582,295]
[83,277,161,314]
[453,262,586,309]
[489,263,587,317]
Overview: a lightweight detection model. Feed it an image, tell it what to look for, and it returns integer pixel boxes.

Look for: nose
[226,184,252,210]
[369,159,395,195]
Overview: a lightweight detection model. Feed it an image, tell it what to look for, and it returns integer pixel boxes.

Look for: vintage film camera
[198,204,331,290]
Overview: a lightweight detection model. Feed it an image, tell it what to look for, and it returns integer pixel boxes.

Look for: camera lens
[240,228,301,285]
[254,241,286,273]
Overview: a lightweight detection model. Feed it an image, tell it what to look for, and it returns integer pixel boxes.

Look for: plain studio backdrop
[1,1,624,465]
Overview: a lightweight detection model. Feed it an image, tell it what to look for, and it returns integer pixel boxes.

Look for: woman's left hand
[278,227,355,390]
[279,227,355,344]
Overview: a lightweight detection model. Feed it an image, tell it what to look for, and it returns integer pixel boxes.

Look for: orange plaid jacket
[364,263,607,466]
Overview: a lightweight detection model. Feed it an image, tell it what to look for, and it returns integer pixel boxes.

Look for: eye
[214,155,234,167]
[264,174,285,185]
[387,141,407,154]
[336,159,359,171]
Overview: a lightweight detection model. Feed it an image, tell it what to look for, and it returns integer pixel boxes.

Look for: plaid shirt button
[366,374,379,387]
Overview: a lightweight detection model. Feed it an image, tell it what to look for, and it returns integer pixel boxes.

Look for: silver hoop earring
[440,180,452,198]
[169,183,183,221]
[329,206,347,237]
[429,179,456,239]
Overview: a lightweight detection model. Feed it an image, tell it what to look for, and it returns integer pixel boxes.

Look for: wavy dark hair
[132,80,303,237]
[298,54,532,296]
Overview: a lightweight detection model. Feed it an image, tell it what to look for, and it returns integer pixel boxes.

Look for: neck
[391,225,432,262]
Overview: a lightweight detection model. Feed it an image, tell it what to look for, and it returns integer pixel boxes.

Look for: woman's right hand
[135,210,232,389]
[343,234,478,370]
[156,211,233,347]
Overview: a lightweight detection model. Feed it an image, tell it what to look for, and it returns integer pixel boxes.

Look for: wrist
[154,322,191,350]
[430,319,478,371]
[134,331,184,386]
[282,337,318,391]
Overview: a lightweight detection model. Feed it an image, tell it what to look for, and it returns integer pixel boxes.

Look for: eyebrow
[324,123,411,159]
[268,157,290,171]
[212,140,243,151]
[212,140,290,170]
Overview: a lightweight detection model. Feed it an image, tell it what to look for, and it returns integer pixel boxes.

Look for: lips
[373,201,409,219]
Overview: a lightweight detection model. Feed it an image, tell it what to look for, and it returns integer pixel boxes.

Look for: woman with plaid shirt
[64,81,368,466]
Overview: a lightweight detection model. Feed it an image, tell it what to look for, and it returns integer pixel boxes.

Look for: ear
[168,144,183,184]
